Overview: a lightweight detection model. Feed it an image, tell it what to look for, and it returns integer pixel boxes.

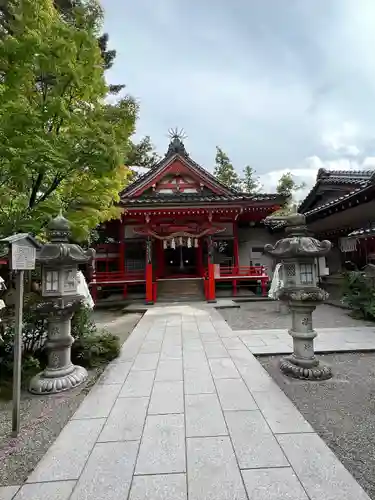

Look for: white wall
[238,228,278,276]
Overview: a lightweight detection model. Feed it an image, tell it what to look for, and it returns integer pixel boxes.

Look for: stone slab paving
[233,326,375,355]
[8,303,372,500]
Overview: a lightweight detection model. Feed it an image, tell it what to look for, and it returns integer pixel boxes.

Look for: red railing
[218,265,267,277]
[204,265,268,279]
[91,269,145,284]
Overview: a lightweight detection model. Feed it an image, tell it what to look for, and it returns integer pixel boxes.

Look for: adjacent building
[299,168,375,299]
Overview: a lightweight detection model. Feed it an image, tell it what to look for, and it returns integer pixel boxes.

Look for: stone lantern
[264,213,332,380]
[29,212,95,394]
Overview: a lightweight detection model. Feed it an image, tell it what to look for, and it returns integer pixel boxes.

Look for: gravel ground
[0,311,142,487]
[259,353,375,500]
[220,301,374,330]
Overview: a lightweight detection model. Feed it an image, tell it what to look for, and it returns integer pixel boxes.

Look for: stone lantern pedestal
[264,214,332,381]
[278,292,331,379]
[29,298,88,394]
[29,213,94,395]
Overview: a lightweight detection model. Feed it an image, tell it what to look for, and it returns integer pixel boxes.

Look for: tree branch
[29,172,44,208]
[35,174,65,204]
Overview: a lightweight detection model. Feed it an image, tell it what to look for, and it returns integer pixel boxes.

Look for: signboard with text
[11,244,36,271]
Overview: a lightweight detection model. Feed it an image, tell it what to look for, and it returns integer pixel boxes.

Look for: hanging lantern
[171,238,175,249]
[194,238,199,248]
[163,239,167,249]
[187,237,192,248]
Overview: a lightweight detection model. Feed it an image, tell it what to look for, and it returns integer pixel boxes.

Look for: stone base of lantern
[279,299,332,381]
[29,306,88,395]
[279,355,332,380]
[29,364,88,394]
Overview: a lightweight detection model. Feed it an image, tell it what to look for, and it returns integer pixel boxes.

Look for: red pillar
[145,237,153,304]
[118,215,127,298]
[207,236,216,302]
[233,221,239,273]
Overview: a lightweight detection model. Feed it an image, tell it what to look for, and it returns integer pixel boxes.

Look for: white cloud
[102,0,375,181]
[362,157,375,168]
[260,154,375,201]
[321,121,361,157]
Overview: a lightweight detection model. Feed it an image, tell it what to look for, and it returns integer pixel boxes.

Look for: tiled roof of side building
[298,168,375,213]
[348,225,375,238]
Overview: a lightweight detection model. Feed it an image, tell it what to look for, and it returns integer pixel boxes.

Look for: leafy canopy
[0,0,137,240]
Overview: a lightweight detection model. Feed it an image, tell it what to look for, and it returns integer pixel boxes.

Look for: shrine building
[90,134,285,304]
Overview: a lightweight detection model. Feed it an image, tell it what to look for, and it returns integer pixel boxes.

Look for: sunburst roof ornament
[168,127,187,141]
[166,127,189,157]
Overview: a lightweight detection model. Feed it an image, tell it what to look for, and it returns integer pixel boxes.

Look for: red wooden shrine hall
[89,134,285,304]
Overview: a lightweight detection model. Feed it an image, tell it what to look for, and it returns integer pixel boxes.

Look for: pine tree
[275,172,306,214]
[213,147,241,190]
[242,165,261,194]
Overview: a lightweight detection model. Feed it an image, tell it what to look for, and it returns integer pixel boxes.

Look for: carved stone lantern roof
[264,214,331,259]
[38,212,95,266]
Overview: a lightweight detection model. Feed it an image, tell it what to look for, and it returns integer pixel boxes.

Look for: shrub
[0,300,120,388]
[342,271,375,320]
[72,331,120,368]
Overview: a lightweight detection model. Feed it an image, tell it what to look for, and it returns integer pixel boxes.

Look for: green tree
[241,165,261,194]
[127,136,160,169]
[275,172,306,214]
[214,147,241,190]
[0,0,137,240]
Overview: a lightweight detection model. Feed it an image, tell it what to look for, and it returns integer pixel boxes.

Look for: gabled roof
[299,168,374,213]
[120,192,282,206]
[120,136,238,200]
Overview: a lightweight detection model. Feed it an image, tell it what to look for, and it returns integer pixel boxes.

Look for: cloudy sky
[101,0,375,198]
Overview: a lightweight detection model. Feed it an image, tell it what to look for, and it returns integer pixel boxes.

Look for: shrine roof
[299,168,375,213]
[121,136,235,199]
[120,191,283,207]
[121,135,285,208]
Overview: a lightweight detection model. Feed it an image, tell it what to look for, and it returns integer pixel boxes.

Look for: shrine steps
[157,278,205,302]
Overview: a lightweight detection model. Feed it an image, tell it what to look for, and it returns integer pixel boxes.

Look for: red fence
[216,265,267,278]
[91,269,145,285]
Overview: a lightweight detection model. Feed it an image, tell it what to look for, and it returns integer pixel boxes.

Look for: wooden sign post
[0,234,40,437]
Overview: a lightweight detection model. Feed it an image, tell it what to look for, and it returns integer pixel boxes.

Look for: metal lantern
[29,212,95,395]
[264,213,332,380]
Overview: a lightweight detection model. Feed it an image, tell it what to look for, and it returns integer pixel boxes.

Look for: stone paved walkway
[234,326,375,355]
[2,304,371,500]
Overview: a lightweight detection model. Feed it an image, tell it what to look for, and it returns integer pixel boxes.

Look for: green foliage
[0,0,137,241]
[72,331,120,368]
[127,136,160,170]
[71,305,120,367]
[275,172,306,215]
[0,301,121,394]
[214,147,241,190]
[342,271,375,320]
[71,304,98,338]
[241,165,261,194]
